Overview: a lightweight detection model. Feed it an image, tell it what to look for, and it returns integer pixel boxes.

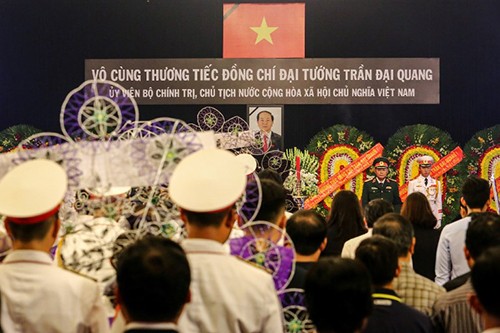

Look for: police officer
[362,157,402,212]
[0,159,109,332]
[408,155,442,227]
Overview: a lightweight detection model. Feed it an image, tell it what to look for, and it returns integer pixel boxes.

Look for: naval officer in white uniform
[408,155,442,228]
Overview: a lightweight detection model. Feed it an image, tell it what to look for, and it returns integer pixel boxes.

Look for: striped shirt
[431,279,482,333]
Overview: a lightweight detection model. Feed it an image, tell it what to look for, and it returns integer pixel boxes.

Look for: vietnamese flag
[223,3,305,58]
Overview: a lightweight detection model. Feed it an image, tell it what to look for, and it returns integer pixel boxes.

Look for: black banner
[85,58,439,105]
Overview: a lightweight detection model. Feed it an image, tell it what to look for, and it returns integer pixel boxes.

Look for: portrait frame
[247,105,284,152]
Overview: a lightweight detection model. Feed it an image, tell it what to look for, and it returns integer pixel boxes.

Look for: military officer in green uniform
[361,157,402,212]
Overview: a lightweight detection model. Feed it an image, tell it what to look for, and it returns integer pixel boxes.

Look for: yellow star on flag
[250,17,278,45]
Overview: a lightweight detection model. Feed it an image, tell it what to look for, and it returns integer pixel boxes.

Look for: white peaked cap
[417,155,435,166]
[87,186,131,197]
[235,153,258,175]
[0,159,68,223]
[169,149,247,212]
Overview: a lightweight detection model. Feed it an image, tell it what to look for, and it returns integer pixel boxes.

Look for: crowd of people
[0,149,499,333]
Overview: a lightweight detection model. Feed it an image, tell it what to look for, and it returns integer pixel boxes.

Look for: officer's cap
[0,159,68,224]
[373,157,390,169]
[169,148,247,213]
[417,155,435,167]
[87,186,131,198]
[235,153,257,175]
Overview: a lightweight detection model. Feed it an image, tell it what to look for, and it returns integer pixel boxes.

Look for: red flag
[223,3,305,58]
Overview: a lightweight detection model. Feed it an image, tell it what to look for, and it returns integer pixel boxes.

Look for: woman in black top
[322,190,367,256]
[401,192,442,280]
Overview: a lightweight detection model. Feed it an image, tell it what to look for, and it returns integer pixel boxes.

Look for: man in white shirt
[408,155,442,227]
[433,212,500,333]
[169,148,284,333]
[0,159,109,333]
[434,176,490,285]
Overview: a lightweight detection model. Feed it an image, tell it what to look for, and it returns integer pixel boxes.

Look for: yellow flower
[478,137,485,144]
[327,134,333,142]
[357,135,363,142]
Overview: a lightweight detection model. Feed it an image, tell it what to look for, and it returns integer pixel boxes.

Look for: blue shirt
[434,216,471,285]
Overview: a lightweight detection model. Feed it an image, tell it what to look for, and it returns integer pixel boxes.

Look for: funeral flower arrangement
[306,125,376,212]
[458,125,500,212]
[385,124,461,225]
[283,147,319,198]
[0,125,41,153]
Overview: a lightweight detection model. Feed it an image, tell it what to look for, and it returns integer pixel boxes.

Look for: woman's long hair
[401,192,437,229]
[327,190,366,238]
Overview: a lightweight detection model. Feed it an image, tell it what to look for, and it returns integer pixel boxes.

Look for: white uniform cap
[0,159,68,223]
[169,149,246,212]
[87,186,131,197]
[417,155,435,166]
[235,153,257,175]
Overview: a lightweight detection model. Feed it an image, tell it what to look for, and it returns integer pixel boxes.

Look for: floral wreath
[307,125,376,215]
[457,125,500,212]
[384,124,461,225]
[282,147,319,198]
[0,125,41,153]
[281,148,319,213]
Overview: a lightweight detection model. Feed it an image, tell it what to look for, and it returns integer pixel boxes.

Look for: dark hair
[256,110,274,121]
[182,207,233,227]
[325,190,366,255]
[364,199,394,228]
[286,210,327,255]
[471,245,500,317]
[401,192,437,229]
[257,169,283,185]
[254,179,286,224]
[372,213,414,257]
[462,176,490,209]
[6,215,56,242]
[305,257,372,333]
[465,212,500,259]
[116,236,191,322]
[356,235,399,287]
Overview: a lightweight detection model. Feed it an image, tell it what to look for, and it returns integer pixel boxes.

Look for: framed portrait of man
[247,105,284,152]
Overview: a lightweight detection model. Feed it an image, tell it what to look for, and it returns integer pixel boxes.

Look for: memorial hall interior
[1,0,500,148]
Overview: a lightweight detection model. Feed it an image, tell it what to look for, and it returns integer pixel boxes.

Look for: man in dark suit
[304,257,373,333]
[115,236,191,333]
[356,236,433,333]
[361,157,402,212]
[256,110,282,152]
[286,209,328,289]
